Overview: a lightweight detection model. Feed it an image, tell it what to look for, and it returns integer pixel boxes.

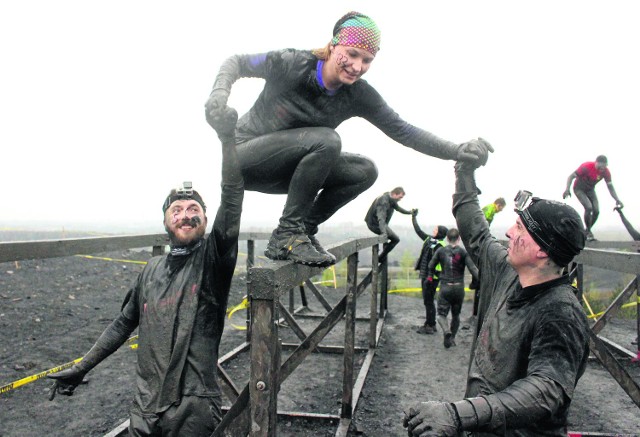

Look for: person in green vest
[411,209,448,335]
[482,197,506,226]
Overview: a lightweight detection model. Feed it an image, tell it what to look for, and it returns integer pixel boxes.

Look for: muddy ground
[1,249,639,436]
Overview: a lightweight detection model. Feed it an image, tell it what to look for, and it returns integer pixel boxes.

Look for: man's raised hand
[456,137,494,168]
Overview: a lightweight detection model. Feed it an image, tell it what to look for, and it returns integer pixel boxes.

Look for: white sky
[2,1,639,235]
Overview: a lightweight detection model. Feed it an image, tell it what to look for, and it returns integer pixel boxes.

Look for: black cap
[517,198,585,266]
[162,188,206,214]
[435,226,448,240]
[596,155,608,164]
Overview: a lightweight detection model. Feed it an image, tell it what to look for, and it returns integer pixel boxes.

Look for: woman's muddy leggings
[236,127,378,233]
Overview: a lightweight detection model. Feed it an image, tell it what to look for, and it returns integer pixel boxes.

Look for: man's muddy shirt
[573,161,611,192]
[453,193,590,436]
[212,49,457,160]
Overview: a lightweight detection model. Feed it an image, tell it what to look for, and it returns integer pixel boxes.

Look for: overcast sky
[2,1,638,237]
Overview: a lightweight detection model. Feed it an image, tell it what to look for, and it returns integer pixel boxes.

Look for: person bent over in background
[563,154,623,241]
[364,186,414,262]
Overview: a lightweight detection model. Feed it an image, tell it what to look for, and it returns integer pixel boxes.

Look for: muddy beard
[166,216,206,247]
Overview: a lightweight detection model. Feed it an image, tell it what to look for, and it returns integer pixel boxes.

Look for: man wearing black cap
[404,144,590,436]
[563,154,624,241]
[47,106,243,436]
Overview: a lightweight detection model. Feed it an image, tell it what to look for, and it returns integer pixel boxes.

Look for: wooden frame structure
[212,235,388,437]
[570,244,640,409]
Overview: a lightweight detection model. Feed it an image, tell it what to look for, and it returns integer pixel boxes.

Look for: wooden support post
[249,298,280,437]
[246,240,255,343]
[588,330,640,408]
[151,245,164,257]
[591,277,638,334]
[289,288,295,313]
[370,245,379,349]
[299,284,308,307]
[636,274,639,352]
[304,279,333,312]
[341,252,358,419]
[380,260,388,316]
[576,263,584,300]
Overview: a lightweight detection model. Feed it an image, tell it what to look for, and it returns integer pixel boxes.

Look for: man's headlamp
[176,181,194,197]
[513,190,532,212]
[162,181,206,213]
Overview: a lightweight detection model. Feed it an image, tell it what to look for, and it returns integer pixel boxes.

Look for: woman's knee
[307,128,342,157]
[349,155,378,188]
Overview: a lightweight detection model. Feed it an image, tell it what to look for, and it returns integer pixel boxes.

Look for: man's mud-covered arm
[452,162,493,266]
[207,106,244,257]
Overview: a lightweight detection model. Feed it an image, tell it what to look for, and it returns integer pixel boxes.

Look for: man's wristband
[452,397,492,430]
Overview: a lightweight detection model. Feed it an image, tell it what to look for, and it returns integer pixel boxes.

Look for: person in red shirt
[563,155,623,241]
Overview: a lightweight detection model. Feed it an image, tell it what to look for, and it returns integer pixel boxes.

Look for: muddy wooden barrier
[212,235,388,437]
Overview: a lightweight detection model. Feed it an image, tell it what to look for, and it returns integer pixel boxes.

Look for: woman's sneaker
[264,231,334,266]
[307,234,336,264]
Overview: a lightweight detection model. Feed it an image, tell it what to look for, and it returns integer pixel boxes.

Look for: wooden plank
[575,249,640,275]
[588,330,640,408]
[217,363,240,403]
[370,245,379,349]
[340,253,358,419]
[219,342,250,364]
[304,279,333,312]
[277,301,310,344]
[0,234,169,262]
[249,299,280,437]
[350,349,376,416]
[591,277,637,334]
[280,343,368,354]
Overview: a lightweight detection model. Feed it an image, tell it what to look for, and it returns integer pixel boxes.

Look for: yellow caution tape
[227,297,250,330]
[0,358,83,395]
[388,287,474,294]
[75,255,148,265]
[0,335,140,396]
[585,299,639,319]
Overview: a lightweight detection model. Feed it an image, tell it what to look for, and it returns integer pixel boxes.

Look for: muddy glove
[205,88,229,115]
[562,190,571,200]
[403,401,461,437]
[206,105,238,144]
[47,364,87,400]
[456,137,494,168]
[411,209,418,216]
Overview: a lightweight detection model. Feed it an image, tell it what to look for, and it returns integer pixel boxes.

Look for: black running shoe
[307,234,336,264]
[264,232,334,266]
